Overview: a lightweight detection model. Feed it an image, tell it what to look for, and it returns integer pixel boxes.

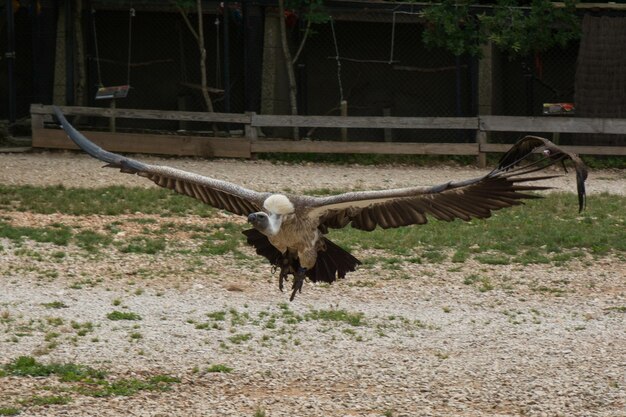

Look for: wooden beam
[32,129,251,158]
[480,116,626,135]
[251,140,478,155]
[31,104,251,124]
[252,114,479,130]
[480,142,626,156]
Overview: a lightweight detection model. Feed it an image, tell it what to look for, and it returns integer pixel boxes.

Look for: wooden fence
[31,104,626,167]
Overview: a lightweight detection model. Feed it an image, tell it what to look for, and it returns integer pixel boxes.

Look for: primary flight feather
[53,106,587,300]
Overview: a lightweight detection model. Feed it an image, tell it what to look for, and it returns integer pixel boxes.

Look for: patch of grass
[228,333,252,344]
[75,230,113,253]
[532,286,566,296]
[514,249,551,265]
[332,193,626,260]
[42,301,68,309]
[206,364,233,373]
[475,254,510,265]
[2,356,105,381]
[197,222,244,256]
[451,249,469,263]
[253,407,267,417]
[306,308,364,326]
[263,152,478,167]
[118,237,166,254]
[463,274,494,292]
[75,375,180,397]
[2,357,179,400]
[206,311,226,321]
[20,395,71,406]
[106,311,142,321]
[0,222,72,246]
[0,408,20,416]
[0,185,215,217]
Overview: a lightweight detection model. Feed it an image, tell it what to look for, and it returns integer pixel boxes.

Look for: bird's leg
[278,258,293,292]
[290,267,307,301]
[279,268,289,292]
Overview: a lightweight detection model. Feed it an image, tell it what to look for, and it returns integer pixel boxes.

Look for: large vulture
[53,106,587,300]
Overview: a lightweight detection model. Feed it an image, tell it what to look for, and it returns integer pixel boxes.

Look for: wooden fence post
[340,100,348,141]
[476,129,487,168]
[244,112,258,140]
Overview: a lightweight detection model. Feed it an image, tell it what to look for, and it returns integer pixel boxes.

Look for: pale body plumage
[52,106,587,300]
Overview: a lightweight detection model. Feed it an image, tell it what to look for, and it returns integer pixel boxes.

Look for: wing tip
[496,135,588,212]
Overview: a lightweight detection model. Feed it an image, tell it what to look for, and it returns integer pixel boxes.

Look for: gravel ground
[0,151,625,417]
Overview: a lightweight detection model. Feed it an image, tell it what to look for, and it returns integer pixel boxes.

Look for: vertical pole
[455,55,462,117]
[455,55,463,143]
[243,1,262,113]
[222,0,230,114]
[340,100,348,141]
[65,0,75,105]
[477,129,487,168]
[6,0,16,123]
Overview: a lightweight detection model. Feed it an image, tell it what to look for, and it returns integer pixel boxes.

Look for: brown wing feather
[302,136,587,231]
[53,106,267,216]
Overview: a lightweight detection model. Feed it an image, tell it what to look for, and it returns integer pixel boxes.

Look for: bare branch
[292,18,312,65]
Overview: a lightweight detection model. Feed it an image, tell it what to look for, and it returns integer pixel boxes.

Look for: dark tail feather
[242,229,361,284]
[307,238,361,284]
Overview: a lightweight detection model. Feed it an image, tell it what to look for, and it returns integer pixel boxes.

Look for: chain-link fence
[83,5,246,132]
[299,16,474,141]
[1,2,623,146]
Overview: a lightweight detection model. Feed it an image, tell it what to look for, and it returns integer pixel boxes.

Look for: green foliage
[0,185,215,217]
[206,311,227,321]
[0,222,72,246]
[258,152,478,166]
[20,396,71,406]
[422,0,484,57]
[1,356,179,399]
[175,0,195,9]
[106,311,142,321]
[206,364,233,373]
[306,309,364,326]
[228,333,253,344]
[421,0,581,57]
[118,236,166,255]
[482,0,580,57]
[42,301,68,309]
[333,193,626,260]
[0,408,20,416]
[2,356,105,381]
[286,0,329,25]
[73,375,180,397]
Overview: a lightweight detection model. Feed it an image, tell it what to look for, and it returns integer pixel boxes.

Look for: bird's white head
[263,194,295,215]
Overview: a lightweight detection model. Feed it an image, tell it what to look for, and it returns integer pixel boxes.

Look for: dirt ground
[0,151,624,417]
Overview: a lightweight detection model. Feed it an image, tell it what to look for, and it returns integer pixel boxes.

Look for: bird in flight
[53,106,587,301]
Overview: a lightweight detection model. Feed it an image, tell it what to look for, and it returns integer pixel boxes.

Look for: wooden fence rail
[31,104,626,167]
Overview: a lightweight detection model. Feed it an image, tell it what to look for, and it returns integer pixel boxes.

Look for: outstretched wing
[302,136,587,231]
[53,106,268,216]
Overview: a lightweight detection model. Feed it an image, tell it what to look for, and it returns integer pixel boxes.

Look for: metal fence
[83,6,246,131]
[0,2,620,146]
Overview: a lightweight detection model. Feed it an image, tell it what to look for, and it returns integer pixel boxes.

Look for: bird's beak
[247,213,257,223]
